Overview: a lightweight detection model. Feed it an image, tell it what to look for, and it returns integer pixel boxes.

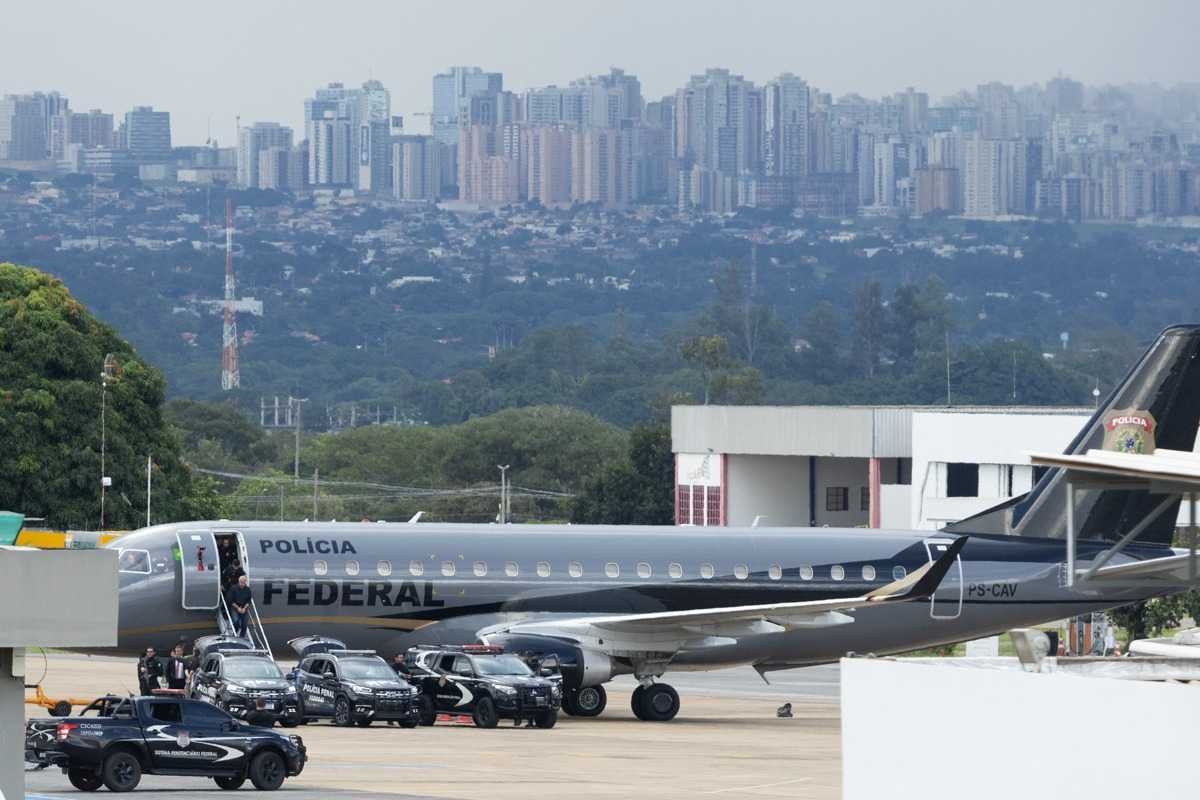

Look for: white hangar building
[670,405,1093,531]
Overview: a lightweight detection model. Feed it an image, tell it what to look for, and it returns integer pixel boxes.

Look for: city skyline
[3,0,1199,145]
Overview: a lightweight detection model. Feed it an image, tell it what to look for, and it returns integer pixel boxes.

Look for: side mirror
[539,667,556,677]
[323,671,336,680]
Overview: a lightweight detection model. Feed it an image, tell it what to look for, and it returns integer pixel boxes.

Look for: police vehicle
[24,695,305,792]
[287,636,420,727]
[403,644,561,728]
[187,635,301,727]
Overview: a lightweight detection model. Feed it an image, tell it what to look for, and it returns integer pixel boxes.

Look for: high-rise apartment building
[257,146,290,190]
[237,122,293,188]
[392,135,442,201]
[976,83,1023,140]
[0,95,48,161]
[124,106,171,163]
[432,67,503,146]
[68,109,114,149]
[963,135,1028,218]
[311,113,353,186]
[522,125,573,205]
[873,138,908,208]
[763,73,809,178]
[571,127,632,208]
[914,167,961,214]
[676,69,760,175]
[304,81,389,190]
[898,87,929,135]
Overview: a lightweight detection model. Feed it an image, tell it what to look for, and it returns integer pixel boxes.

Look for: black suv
[188,635,300,727]
[403,645,561,729]
[287,636,420,728]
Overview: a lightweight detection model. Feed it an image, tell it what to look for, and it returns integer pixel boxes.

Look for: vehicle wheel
[417,695,436,726]
[214,775,246,790]
[534,708,558,729]
[101,749,143,792]
[249,750,287,791]
[569,685,607,717]
[630,685,648,720]
[51,700,73,717]
[280,716,299,728]
[356,718,372,727]
[400,717,419,729]
[638,684,680,722]
[333,696,352,727]
[472,696,499,729]
[68,767,103,791]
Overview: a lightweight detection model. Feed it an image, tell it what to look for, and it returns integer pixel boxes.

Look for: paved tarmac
[24,654,842,800]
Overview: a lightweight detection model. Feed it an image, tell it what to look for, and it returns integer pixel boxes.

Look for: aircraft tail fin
[947,325,1200,545]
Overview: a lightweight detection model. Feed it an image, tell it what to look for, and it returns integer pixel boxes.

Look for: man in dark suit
[165,644,189,690]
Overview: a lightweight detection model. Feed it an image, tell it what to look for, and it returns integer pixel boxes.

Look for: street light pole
[100,373,107,529]
[146,455,152,527]
[497,465,510,524]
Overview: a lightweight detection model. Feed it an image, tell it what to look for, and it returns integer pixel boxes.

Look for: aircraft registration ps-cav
[106,325,1200,721]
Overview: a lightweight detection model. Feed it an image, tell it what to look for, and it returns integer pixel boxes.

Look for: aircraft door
[177,530,220,610]
[923,538,963,620]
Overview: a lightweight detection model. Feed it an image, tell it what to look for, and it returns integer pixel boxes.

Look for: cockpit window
[118,549,151,574]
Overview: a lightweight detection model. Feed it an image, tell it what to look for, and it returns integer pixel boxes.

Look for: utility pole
[312,468,319,520]
[292,397,307,479]
[497,465,510,524]
[145,456,152,527]
[99,354,118,529]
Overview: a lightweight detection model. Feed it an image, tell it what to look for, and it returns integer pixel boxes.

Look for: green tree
[680,335,730,405]
[0,263,207,529]
[852,280,884,378]
[572,423,674,525]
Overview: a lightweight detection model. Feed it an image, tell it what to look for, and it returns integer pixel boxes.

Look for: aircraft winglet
[867,536,966,603]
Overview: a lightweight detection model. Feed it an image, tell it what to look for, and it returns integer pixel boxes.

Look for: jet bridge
[1027,447,1200,587]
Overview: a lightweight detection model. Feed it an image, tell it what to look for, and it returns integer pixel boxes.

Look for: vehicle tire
[333,696,352,727]
[570,685,607,717]
[534,708,558,729]
[101,749,143,792]
[214,775,246,790]
[400,717,419,729]
[356,718,372,728]
[639,684,680,722]
[417,694,436,726]
[249,750,287,791]
[472,696,499,729]
[279,716,299,728]
[630,685,648,720]
[68,767,103,792]
[51,700,73,717]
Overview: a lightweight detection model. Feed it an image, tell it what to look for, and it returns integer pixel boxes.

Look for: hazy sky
[4,0,1198,145]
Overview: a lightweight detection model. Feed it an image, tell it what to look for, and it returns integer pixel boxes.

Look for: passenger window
[377,560,392,577]
[185,702,230,726]
[505,561,519,577]
[699,562,715,579]
[313,560,328,576]
[733,564,749,580]
[892,565,907,581]
[536,561,551,578]
[568,561,583,578]
[862,565,877,581]
[438,655,456,673]
[473,561,487,577]
[799,565,814,580]
[452,656,472,676]
[441,561,456,577]
[409,561,424,577]
[604,562,620,578]
[345,560,360,576]
[831,565,845,581]
[636,562,652,579]
[668,563,683,579]
[118,549,151,574]
[768,564,782,581]
[148,702,182,723]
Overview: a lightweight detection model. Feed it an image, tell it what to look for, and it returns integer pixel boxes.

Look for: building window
[947,463,980,498]
[568,561,583,578]
[860,487,871,512]
[536,561,551,578]
[826,487,849,512]
[605,562,620,578]
[409,561,424,577]
[733,564,749,580]
[345,560,360,576]
[668,563,683,579]
[441,561,456,577]
[504,561,519,577]
[799,565,814,581]
[830,565,845,581]
[637,562,652,579]
[676,486,691,524]
[473,561,487,577]
[706,486,721,526]
[699,562,715,579]
[377,560,392,577]
[862,565,876,581]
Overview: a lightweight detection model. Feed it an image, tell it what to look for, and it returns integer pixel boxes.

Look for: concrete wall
[672,405,912,459]
[813,457,869,527]
[0,548,118,647]
[726,454,809,526]
[842,657,1200,799]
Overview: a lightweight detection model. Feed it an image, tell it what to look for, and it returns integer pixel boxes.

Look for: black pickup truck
[24,694,306,792]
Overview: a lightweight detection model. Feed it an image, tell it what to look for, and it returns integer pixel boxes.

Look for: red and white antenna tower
[221,198,240,390]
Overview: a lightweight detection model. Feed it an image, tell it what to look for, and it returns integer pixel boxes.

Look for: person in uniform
[137,647,162,695]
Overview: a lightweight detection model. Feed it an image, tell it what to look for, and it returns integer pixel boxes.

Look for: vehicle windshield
[339,658,396,681]
[472,655,534,677]
[224,658,283,680]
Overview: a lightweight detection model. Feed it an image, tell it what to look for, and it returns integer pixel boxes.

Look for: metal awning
[1027,448,1200,587]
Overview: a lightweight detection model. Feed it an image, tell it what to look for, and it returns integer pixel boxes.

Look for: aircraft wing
[480,537,965,653]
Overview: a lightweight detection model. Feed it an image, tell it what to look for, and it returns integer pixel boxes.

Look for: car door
[299,658,330,715]
[182,700,246,774]
[194,657,220,702]
[142,700,190,771]
[436,654,472,712]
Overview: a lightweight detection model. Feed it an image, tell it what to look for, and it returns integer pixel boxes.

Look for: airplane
[103,324,1200,721]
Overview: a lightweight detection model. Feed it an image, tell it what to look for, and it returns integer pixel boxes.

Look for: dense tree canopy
[0,263,223,529]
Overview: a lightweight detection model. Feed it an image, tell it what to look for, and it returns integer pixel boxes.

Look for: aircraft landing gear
[563,685,607,717]
[631,682,679,722]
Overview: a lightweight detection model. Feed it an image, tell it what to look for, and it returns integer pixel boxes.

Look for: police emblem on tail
[1103,409,1157,454]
